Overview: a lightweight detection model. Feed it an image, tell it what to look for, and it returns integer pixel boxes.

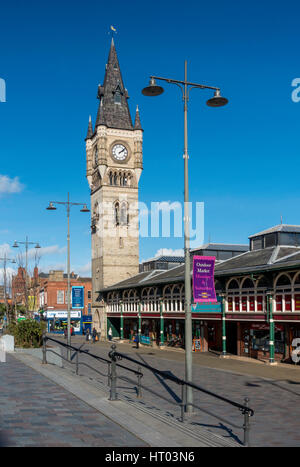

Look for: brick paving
[58,336,300,447]
[0,353,147,447]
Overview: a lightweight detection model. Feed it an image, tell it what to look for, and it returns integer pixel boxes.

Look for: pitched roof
[191,243,248,252]
[249,224,300,238]
[95,38,133,131]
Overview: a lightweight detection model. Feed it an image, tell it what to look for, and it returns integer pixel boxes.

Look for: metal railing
[42,334,143,398]
[108,343,254,447]
[42,334,254,447]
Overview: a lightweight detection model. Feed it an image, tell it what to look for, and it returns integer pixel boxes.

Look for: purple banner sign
[193,256,217,303]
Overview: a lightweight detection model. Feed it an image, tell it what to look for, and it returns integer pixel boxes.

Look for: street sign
[72,286,84,309]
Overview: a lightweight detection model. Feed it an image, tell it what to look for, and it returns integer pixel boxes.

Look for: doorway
[226,321,238,355]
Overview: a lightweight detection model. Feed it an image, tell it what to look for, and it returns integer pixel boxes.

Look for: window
[94,146,98,165]
[57,290,64,304]
[114,202,120,226]
[88,291,91,299]
[120,202,128,225]
[279,232,300,246]
[251,236,263,250]
[264,233,276,248]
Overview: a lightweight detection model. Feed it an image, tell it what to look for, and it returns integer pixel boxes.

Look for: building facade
[100,228,300,363]
[86,38,143,334]
[38,270,92,334]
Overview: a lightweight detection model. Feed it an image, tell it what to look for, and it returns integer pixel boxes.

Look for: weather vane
[109,25,117,38]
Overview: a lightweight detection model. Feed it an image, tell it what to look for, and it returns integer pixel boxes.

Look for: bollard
[109,344,117,401]
[42,331,47,365]
[243,397,251,447]
[137,366,142,398]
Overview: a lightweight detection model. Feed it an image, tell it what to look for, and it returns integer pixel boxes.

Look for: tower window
[94,146,98,165]
[114,82,122,105]
[114,202,120,226]
[120,202,129,226]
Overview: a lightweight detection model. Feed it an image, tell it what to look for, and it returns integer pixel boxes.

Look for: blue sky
[0,0,300,277]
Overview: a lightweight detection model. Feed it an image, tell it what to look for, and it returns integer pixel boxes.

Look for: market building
[99,225,300,363]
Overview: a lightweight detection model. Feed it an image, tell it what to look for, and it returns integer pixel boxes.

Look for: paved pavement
[0,353,147,447]
[55,336,300,447]
[2,335,300,447]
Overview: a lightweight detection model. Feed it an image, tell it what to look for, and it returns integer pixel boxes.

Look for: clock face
[112,144,128,161]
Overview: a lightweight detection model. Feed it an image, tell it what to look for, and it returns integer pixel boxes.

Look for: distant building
[39,270,92,334]
[139,256,185,273]
[191,243,249,261]
[100,224,300,364]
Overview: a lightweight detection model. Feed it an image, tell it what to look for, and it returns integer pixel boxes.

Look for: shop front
[46,310,82,334]
[239,322,285,361]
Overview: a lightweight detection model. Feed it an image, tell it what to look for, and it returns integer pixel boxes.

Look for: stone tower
[85,38,143,331]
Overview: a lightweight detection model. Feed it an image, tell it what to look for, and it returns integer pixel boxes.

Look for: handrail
[44,335,142,377]
[108,343,254,446]
[110,347,253,416]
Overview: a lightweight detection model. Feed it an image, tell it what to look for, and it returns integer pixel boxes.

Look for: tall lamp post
[46,193,90,360]
[0,254,16,327]
[142,62,228,413]
[12,237,41,317]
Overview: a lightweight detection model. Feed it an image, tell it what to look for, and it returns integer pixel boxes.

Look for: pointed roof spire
[134,105,142,130]
[95,39,133,131]
[85,115,93,140]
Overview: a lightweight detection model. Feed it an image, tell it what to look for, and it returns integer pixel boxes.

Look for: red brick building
[39,270,92,334]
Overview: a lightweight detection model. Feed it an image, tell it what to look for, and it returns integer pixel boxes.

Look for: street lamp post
[0,254,16,327]
[12,237,41,317]
[46,193,90,360]
[142,62,228,413]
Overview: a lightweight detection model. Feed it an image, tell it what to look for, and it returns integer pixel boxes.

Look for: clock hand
[119,147,126,154]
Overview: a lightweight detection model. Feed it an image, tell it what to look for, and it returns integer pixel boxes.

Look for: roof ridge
[274,247,300,263]
[267,245,280,264]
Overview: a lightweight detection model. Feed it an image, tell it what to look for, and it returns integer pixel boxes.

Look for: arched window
[109,172,113,185]
[113,172,118,185]
[120,202,129,225]
[114,202,120,226]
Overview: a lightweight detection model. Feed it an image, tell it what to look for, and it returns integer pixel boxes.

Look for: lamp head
[46,202,56,211]
[80,205,90,213]
[35,243,41,249]
[12,241,19,248]
[206,89,228,107]
[142,78,164,97]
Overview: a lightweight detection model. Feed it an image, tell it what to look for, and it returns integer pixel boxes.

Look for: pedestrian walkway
[0,354,147,447]
[0,351,236,447]
[52,336,300,447]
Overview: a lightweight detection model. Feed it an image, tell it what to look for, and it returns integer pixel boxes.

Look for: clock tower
[85,38,143,332]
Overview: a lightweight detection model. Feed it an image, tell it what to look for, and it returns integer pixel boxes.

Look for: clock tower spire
[85,38,143,333]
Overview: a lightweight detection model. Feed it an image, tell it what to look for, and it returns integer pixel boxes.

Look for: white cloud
[0,175,24,195]
[76,262,91,276]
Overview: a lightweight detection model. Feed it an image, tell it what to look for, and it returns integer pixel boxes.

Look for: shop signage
[46,310,81,319]
[192,302,221,313]
[72,286,84,309]
[193,256,217,303]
